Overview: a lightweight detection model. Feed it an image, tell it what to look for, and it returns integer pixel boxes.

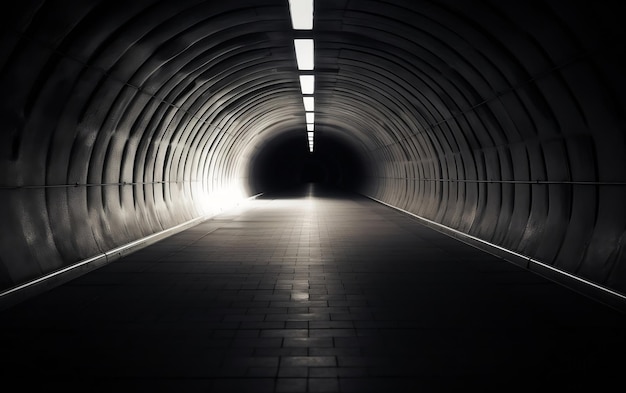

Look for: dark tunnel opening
[248,131,368,194]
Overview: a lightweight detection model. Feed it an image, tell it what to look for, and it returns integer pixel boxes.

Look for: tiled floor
[1,184,625,392]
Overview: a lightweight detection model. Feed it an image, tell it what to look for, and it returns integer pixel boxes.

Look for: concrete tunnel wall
[1,0,625,302]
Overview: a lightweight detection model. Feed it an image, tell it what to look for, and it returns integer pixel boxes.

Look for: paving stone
[308,377,341,392]
[280,356,337,367]
[278,366,309,377]
[275,378,307,393]
[283,337,333,348]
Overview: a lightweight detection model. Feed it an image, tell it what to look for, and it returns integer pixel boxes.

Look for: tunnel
[1,0,625,307]
[1,0,626,390]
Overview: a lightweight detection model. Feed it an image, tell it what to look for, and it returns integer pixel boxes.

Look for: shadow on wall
[248,131,368,194]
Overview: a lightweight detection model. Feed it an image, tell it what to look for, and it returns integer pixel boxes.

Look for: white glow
[200,186,246,215]
[294,39,314,70]
[288,0,313,30]
[305,112,315,123]
[306,123,314,131]
[303,96,314,111]
[299,75,315,94]
[308,131,314,151]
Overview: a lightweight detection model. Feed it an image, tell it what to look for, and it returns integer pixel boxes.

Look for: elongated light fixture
[294,39,314,70]
[288,1,316,153]
[288,0,313,30]
[303,96,314,111]
[308,131,314,152]
[299,75,315,94]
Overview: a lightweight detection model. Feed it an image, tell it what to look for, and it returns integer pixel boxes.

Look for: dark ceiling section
[0,1,625,297]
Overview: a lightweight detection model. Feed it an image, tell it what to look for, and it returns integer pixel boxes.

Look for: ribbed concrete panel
[1,0,625,302]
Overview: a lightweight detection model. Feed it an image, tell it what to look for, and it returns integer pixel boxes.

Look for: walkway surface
[1,185,625,392]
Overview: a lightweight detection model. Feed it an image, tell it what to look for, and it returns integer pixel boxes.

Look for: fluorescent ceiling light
[294,39,314,70]
[309,143,314,153]
[308,131,314,140]
[288,0,313,30]
[299,75,315,94]
[303,96,314,111]
[306,123,314,131]
[305,112,315,123]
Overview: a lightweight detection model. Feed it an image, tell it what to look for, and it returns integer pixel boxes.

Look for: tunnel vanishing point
[0,0,625,311]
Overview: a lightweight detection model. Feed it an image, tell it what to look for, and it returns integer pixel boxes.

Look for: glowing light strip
[299,75,315,94]
[294,39,314,70]
[288,0,313,30]
[288,2,316,153]
[303,96,314,111]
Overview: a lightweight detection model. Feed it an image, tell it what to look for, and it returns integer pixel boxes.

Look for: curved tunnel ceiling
[1,1,626,301]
